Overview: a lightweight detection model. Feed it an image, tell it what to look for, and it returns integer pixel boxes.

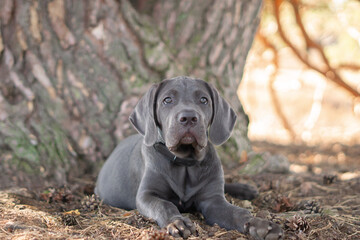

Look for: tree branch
[273,0,360,98]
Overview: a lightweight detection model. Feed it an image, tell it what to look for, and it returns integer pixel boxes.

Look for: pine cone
[274,195,293,212]
[81,194,101,211]
[61,214,78,226]
[323,175,337,185]
[285,215,310,233]
[141,228,170,240]
[41,186,73,203]
[300,200,322,214]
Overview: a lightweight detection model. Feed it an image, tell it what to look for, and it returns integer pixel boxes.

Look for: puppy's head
[130,76,236,161]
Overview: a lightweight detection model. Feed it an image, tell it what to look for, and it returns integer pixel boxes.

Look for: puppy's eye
[200,97,208,104]
[163,97,173,104]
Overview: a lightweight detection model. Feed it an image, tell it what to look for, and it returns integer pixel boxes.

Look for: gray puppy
[96,76,283,239]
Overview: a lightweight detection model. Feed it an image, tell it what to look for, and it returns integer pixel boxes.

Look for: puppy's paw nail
[268,225,272,230]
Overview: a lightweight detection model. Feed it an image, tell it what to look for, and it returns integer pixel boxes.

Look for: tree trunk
[0,0,261,183]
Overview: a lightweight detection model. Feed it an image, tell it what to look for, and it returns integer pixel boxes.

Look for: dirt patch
[1,142,360,240]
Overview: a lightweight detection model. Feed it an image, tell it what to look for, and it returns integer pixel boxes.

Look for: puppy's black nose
[178,110,198,126]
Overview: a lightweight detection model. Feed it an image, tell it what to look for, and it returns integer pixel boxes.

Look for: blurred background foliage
[240,0,360,145]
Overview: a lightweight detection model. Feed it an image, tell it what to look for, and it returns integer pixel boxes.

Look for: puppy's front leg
[136,174,196,238]
[198,195,283,240]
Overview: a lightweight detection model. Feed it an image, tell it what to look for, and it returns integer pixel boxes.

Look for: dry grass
[1,143,360,239]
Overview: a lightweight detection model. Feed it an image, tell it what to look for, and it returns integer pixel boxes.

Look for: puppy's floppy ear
[208,84,237,145]
[129,84,159,146]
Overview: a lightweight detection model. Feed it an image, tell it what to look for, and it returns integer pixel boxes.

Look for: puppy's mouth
[167,133,205,158]
[179,133,196,145]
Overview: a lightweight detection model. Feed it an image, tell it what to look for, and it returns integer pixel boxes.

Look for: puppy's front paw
[245,217,283,240]
[166,217,196,238]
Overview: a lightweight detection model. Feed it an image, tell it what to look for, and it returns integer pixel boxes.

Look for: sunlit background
[239,0,360,145]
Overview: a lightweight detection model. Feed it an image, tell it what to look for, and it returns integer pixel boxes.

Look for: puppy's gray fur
[96,77,282,239]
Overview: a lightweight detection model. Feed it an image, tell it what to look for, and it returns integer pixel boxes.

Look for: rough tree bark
[0,0,261,183]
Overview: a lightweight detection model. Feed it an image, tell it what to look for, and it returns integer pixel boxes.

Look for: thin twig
[258,33,297,140]
[337,63,360,71]
[273,0,360,98]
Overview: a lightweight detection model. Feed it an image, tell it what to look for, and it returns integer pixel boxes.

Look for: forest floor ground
[1,140,359,240]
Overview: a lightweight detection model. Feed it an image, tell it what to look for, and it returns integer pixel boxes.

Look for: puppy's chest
[166,166,207,203]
